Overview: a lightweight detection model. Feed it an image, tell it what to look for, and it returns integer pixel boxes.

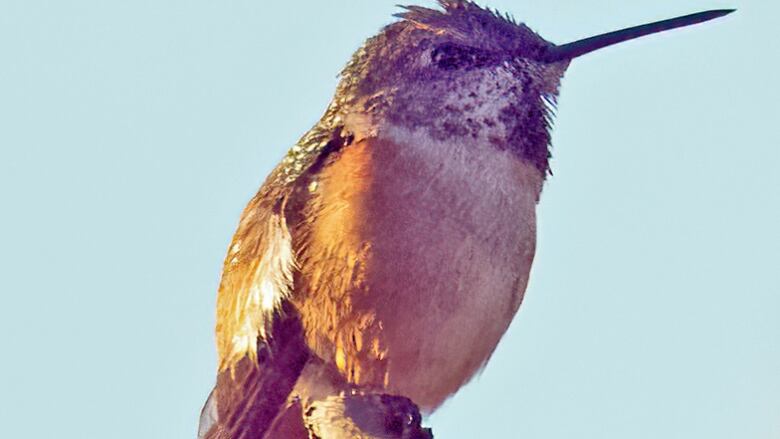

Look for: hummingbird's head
[333,0,565,175]
[328,0,733,176]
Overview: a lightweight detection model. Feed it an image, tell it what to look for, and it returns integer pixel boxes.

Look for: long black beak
[544,9,735,62]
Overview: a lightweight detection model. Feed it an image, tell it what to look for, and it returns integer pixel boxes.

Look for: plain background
[1,0,777,438]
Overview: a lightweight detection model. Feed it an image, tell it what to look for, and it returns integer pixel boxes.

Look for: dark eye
[431,43,492,70]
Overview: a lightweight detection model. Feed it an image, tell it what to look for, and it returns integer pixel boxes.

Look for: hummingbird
[199,1,733,437]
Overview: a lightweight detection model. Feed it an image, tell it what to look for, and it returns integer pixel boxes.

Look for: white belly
[295,125,543,411]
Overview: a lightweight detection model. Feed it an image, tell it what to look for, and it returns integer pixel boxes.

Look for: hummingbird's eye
[431,43,492,70]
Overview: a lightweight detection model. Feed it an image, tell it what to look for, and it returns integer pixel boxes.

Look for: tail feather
[200,302,310,439]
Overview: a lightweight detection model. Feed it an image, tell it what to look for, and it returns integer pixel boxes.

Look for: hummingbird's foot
[303,393,433,439]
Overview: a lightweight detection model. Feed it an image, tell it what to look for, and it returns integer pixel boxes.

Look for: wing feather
[215,120,350,373]
[215,195,296,372]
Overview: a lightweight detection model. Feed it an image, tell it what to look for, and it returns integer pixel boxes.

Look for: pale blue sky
[1,1,777,438]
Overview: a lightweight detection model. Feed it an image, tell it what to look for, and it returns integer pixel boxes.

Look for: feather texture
[215,193,296,371]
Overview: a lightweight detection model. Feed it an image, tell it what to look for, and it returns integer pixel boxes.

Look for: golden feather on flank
[215,195,296,373]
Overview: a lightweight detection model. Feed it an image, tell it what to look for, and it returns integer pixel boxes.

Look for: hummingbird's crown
[395,0,552,60]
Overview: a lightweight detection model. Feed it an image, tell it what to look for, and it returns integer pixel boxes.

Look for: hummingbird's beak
[544,9,735,62]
